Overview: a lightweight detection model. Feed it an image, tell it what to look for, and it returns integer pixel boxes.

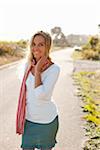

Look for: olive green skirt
[21,115,59,149]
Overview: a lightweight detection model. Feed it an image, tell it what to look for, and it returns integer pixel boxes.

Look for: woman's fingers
[41,60,51,71]
[35,56,50,72]
[31,59,35,67]
[31,63,35,67]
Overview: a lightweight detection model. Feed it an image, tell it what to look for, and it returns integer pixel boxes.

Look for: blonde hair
[26,31,52,65]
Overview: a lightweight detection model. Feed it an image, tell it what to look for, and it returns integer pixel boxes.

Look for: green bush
[73,71,100,149]
[81,36,100,60]
[82,49,100,60]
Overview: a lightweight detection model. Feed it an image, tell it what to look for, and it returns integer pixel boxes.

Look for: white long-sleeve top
[25,63,60,123]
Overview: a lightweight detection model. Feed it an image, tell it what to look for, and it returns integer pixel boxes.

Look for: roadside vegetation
[0,40,27,65]
[73,71,100,150]
[72,36,100,61]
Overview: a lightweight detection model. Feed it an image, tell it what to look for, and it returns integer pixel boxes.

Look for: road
[0,48,84,150]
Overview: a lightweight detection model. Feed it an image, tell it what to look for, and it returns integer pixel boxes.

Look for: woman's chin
[35,56,41,61]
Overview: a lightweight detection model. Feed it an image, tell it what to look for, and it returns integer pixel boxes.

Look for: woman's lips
[34,51,41,54]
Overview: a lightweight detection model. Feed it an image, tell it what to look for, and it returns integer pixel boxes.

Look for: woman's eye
[32,43,44,48]
[39,43,44,46]
[32,44,35,47]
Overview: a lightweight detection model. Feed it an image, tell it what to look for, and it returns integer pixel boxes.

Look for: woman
[16,31,60,150]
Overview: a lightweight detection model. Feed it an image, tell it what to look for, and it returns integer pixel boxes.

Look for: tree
[89,36,99,49]
[51,26,68,47]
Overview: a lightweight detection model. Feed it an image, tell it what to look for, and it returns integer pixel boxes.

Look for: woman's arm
[33,66,60,100]
[34,71,43,88]
[34,56,50,88]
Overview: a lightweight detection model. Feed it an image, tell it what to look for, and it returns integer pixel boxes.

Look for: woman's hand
[31,59,35,67]
[35,56,50,73]
[30,59,36,75]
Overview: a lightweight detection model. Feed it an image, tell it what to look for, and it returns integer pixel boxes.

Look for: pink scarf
[16,64,32,135]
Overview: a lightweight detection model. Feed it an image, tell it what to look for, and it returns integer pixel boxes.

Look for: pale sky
[0,0,100,41]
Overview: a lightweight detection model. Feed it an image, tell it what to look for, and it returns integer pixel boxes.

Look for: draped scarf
[16,64,32,135]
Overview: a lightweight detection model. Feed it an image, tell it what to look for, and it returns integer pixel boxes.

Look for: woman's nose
[32,45,39,51]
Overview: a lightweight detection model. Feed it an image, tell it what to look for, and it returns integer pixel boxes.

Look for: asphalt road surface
[0,48,84,150]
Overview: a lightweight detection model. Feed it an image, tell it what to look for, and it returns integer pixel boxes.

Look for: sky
[0,0,100,41]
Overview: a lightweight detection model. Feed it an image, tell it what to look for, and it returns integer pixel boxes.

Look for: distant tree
[89,36,99,49]
[51,26,68,47]
[51,27,61,35]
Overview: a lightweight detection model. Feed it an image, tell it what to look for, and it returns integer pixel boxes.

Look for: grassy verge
[72,51,83,60]
[0,40,27,66]
[72,50,100,61]
[72,71,100,150]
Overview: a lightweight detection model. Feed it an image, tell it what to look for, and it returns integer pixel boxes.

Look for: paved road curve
[0,48,84,150]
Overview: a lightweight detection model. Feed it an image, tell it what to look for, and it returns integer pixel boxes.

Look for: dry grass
[72,51,83,60]
[0,53,23,66]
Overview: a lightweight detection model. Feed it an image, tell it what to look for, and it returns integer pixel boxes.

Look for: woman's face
[31,35,46,61]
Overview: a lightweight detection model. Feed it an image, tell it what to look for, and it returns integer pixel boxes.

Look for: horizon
[0,33,96,42]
